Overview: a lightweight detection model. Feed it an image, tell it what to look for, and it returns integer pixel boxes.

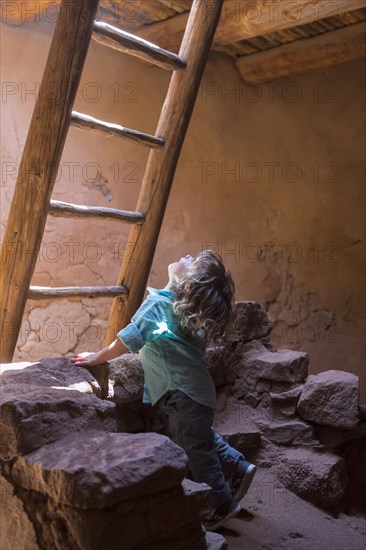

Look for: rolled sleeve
[117,321,145,353]
[117,297,168,353]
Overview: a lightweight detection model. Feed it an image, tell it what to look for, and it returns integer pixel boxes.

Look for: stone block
[298,370,360,429]
[12,430,188,508]
[0,385,117,458]
[276,447,348,510]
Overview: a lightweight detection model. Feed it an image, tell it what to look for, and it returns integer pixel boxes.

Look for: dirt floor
[216,467,366,550]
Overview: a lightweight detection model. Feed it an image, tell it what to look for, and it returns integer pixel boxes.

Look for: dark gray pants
[157,389,244,509]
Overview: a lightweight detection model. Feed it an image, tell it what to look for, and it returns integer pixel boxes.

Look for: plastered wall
[1,21,365,400]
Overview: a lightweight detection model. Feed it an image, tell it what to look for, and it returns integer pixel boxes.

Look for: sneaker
[231,459,257,502]
[203,498,241,531]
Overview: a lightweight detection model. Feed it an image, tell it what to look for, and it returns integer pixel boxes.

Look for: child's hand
[70,351,103,367]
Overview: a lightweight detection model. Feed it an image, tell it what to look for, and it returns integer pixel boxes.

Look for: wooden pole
[0,0,100,362]
[105,0,224,344]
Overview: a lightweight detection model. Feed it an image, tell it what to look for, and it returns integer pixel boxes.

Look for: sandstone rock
[0,357,102,396]
[5,472,209,550]
[276,448,348,509]
[269,386,303,419]
[243,341,308,383]
[229,340,308,385]
[205,346,227,386]
[0,476,38,550]
[0,385,117,458]
[225,301,273,345]
[107,354,144,403]
[11,430,188,508]
[297,370,360,430]
[270,386,303,404]
[256,419,317,447]
[181,478,213,515]
[228,340,308,407]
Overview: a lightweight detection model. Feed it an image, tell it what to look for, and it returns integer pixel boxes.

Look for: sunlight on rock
[0,361,38,374]
[51,381,93,393]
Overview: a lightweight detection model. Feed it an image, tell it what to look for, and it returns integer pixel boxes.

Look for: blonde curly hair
[171,249,236,343]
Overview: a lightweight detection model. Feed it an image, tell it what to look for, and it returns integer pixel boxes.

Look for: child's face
[168,255,194,279]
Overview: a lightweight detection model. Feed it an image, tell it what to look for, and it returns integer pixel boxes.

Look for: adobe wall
[1,21,365,400]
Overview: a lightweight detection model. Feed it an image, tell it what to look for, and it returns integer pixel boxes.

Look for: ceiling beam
[137,0,366,52]
[236,21,366,83]
[158,0,193,12]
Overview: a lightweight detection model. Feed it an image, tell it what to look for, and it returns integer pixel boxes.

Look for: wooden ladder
[0,0,224,362]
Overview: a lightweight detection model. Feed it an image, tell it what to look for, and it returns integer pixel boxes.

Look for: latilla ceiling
[4,1,366,82]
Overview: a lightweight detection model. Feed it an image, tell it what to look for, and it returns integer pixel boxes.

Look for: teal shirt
[117,286,217,410]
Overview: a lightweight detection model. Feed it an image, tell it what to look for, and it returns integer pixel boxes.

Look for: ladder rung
[28,286,129,300]
[93,21,186,72]
[49,200,145,224]
[70,111,164,150]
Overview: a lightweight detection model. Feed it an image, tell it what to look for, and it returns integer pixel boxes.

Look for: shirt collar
[147,286,177,300]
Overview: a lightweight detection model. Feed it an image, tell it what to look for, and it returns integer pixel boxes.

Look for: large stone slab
[298,370,360,429]
[276,447,348,509]
[3,471,209,550]
[0,357,101,395]
[0,385,117,458]
[11,430,188,508]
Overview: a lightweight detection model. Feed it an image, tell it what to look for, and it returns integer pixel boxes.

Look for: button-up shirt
[117,286,217,409]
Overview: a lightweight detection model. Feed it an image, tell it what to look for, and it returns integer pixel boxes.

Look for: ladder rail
[104,0,224,345]
[0,0,100,362]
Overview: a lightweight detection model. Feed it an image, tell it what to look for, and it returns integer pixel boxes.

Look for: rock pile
[1,299,365,549]
[0,360,222,550]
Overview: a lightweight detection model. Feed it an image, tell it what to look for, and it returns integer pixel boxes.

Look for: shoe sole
[204,502,241,531]
[233,464,257,502]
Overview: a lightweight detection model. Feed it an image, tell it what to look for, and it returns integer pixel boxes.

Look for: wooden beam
[104,0,224,345]
[70,111,164,149]
[136,0,366,52]
[28,286,128,300]
[158,0,193,12]
[93,21,186,71]
[0,0,100,362]
[49,200,145,224]
[237,21,366,83]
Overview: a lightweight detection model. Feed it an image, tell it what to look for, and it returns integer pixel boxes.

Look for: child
[71,250,256,530]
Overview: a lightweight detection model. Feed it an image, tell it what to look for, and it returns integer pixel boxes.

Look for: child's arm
[70,337,130,367]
